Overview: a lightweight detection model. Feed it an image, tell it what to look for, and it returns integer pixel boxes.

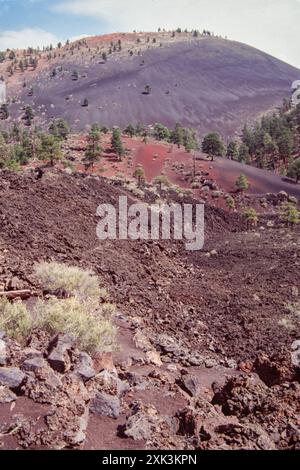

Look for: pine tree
[0,104,9,120]
[235,173,249,192]
[38,134,62,166]
[24,106,34,126]
[124,124,136,137]
[133,165,145,187]
[84,124,102,169]
[183,129,198,153]
[226,140,238,160]
[152,175,170,191]
[0,133,9,168]
[201,133,225,161]
[172,123,185,148]
[111,128,125,161]
[288,157,300,183]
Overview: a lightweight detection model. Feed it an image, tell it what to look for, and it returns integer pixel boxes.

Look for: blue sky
[0,0,106,41]
[1,0,300,69]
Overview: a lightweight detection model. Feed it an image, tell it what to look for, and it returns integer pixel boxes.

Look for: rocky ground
[0,168,299,450]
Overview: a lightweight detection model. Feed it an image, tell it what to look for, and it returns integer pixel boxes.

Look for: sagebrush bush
[34,297,116,355]
[1,263,116,355]
[0,298,32,344]
[35,262,102,304]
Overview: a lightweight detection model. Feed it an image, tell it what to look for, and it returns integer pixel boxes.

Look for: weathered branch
[0,290,31,300]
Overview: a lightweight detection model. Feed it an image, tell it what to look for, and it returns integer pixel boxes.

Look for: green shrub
[243,207,258,225]
[34,297,116,355]
[280,202,300,225]
[0,298,32,344]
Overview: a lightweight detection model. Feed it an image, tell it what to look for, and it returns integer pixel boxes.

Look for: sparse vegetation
[34,296,115,355]
[287,157,300,183]
[111,128,125,160]
[0,298,32,344]
[133,165,146,187]
[35,262,102,304]
[235,173,249,192]
[280,202,300,226]
[38,134,62,166]
[152,175,171,190]
[226,196,235,211]
[201,133,225,160]
[244,207,258,227]
[84,123,102,169]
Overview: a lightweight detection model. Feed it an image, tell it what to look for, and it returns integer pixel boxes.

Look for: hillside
[3,32,300,137]
[0,169,299,450]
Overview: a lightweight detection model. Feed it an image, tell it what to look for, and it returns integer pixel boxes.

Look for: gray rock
[291,340,300,351]
[188,355,204,366]
[0,338,7,366]
[0,385,17,403]
[288,195,298,205]
[205,359,219,368]
[0,367,26,390]
[65,406,89,445]
[48,334,74,373]
[123,402,160,441]
[155,333,183,357]
[291,349,300,367]
[92,370,130,398]
[22,348,43,360]
[21,357,48,373]
[180,374,201,397]
[74,352,96,382]
[225,358,238,369]
[278,191,288,200]
[90,391,120,419]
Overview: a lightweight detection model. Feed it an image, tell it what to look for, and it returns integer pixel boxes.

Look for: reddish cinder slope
[63,134,300,200]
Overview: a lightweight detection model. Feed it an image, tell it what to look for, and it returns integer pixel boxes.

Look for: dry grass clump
[0,298,32,344]
[35,262,102,305]
[278,302,300,331]
[34,297,116,355]
[1,263,116,355]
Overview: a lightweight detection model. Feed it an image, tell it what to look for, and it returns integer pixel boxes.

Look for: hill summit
[2,31,299,137]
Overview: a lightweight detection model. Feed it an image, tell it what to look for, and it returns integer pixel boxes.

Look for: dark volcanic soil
[0,169,299,450]
[8,37,300,137]
[0,169,299,360]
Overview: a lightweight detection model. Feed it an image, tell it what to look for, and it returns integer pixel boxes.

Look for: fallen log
[0,290,31,300]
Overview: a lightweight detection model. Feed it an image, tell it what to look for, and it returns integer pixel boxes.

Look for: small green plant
[243,207,258,227]
[133,165,145,187]
[0,298,32,344]
[280,202,300,226]
[226,196,235,210]
[152,175,171,190]
[235,173,249,191]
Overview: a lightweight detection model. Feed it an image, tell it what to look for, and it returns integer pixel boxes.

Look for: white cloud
[69,34,90,43]
[0,28,60,50]
[54,0,300,68]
